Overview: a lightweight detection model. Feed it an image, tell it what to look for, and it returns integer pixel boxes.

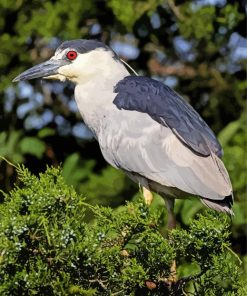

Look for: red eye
[66,50,77,60]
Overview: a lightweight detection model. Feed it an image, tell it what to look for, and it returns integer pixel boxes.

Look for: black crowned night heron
[13,39,233,229]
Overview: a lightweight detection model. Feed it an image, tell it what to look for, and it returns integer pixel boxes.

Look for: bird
[13,39,233,229]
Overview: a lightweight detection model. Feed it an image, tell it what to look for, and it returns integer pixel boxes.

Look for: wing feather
[113,76,223,158]
[99,112,232,201]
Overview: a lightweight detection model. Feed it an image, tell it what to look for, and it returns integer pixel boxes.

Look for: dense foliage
[0,0,246,293]
[0,165,245,295]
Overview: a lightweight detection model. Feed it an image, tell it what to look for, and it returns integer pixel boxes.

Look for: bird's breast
[74,84,117,137]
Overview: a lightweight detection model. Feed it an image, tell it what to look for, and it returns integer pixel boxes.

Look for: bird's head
[13,39,121,84]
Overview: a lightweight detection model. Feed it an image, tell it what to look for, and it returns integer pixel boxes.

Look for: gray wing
[98,110,232,201]
[113,76,223,158]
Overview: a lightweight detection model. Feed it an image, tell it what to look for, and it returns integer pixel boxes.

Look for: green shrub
[0,165,245,295]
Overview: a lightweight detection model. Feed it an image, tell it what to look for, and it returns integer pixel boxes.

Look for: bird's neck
[74,60,129,137]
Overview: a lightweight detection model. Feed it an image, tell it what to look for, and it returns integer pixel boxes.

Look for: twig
[79,201,110,220]
[223,243,242,265]
[0,156,18,169]
[89,278,108,290]
[111,290,124,296]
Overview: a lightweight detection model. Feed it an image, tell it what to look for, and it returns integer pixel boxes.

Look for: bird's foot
[143,187,153,205]
[164,260,177,286]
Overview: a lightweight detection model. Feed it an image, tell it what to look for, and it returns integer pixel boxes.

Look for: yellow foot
[143,187,153,205]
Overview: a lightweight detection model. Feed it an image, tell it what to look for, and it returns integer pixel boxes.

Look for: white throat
[73,49,129,137]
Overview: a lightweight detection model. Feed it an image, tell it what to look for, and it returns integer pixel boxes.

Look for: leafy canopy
[0,165,245,295]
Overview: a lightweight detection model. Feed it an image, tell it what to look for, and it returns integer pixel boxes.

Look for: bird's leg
[142,186,153,205]
[164,197,177,284]
[167,202,176,231]
[164,197,176,230]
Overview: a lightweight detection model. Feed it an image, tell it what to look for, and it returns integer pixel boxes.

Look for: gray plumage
[113,76,222,158]
[112,76,233,214]
[13,39,234,216]
[99,95,233,215]
[57,39,110,54]
[57,39,119,61]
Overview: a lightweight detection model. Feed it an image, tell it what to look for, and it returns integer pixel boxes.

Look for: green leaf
[62,153,94,187]
[179,199,204,225]
[108,0,163,30]
[232,202,246,226]
[0,131,24,163]
[19,137,46,159]
[218,120,240,147]
[37,128,55,138]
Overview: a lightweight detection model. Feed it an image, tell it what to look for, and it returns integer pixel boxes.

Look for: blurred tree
[0,0,246,282]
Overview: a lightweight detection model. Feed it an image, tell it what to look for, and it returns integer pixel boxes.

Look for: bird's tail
[200,195,234,216]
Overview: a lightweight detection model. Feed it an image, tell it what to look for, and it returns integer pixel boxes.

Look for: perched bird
[13,39,233,228]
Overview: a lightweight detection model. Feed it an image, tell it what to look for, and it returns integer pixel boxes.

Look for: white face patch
[51,48,122,84]
[42,46,128,85]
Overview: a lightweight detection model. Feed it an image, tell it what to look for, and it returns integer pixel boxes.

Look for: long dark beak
[12,59,68,82]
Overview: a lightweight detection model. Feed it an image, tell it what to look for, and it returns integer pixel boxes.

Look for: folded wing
[107,76,232,206]
[114,76,223,158]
